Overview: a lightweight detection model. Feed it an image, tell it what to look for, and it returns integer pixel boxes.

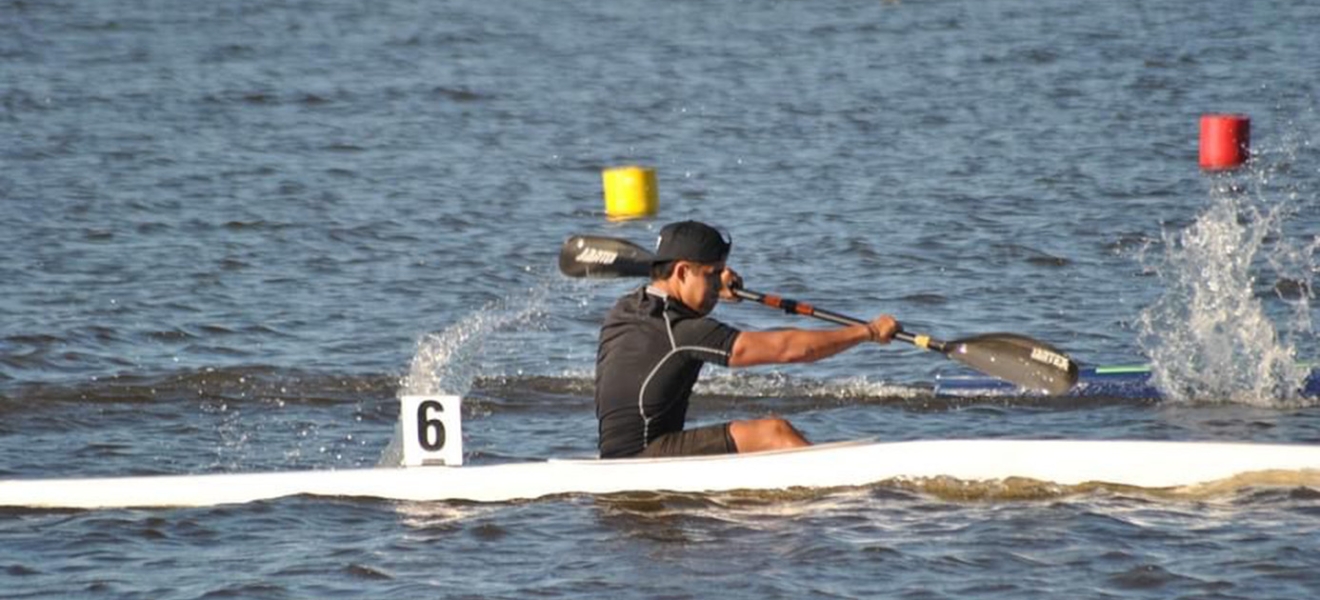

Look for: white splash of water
[378,280,558,465]
[401,283,556,396]
[1137,146,1316,405]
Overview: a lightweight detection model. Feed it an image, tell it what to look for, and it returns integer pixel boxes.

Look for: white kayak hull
[3,439,1320,510]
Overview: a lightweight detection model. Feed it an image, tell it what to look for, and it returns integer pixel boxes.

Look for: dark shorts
[634,423,736,458]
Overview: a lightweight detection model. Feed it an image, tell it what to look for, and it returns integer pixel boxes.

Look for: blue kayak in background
[935,365,1320,399]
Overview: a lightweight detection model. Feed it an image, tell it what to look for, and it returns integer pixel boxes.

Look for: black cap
[652,221,731,264]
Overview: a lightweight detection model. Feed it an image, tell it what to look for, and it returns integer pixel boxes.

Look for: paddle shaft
[732,288,947,352]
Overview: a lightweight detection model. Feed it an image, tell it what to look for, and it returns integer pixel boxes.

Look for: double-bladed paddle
[558,234,1080,394]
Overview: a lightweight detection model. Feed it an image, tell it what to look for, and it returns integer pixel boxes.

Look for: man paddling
[595,220,900,459]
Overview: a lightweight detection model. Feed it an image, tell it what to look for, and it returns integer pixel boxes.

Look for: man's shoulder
[599,286,656,329]
[605,286,652,314]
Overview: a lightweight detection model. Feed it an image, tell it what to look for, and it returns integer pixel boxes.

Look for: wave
[594,475,1320,512]
[527,470,1320,515]
[0,365,398,408]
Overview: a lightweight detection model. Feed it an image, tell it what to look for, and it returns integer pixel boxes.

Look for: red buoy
[1199,114,1250,170]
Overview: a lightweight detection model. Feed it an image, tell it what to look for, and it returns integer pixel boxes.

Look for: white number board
[399,395,464,467]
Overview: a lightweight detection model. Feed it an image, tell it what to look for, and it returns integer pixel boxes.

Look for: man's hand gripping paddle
[558,234,1080,395]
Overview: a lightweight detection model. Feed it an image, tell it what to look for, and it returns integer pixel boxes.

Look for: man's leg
[728,418,810,453]
[635,423,737,458]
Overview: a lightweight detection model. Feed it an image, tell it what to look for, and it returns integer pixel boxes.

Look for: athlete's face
[677,261,725,315]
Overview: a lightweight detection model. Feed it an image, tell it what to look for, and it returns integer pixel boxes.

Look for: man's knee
[730,417,809,452]
[735,417,790,438]
[761,418,798,439]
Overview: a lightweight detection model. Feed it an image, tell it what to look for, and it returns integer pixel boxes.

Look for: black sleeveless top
[594,286,741,458]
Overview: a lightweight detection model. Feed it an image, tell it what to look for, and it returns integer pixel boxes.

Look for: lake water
[3,0,1320,597]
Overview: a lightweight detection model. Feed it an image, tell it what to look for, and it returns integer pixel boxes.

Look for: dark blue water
[3,0,1320,597]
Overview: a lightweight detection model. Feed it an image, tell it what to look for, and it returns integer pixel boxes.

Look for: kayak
[935,365,1320,398]
[2,438,1319,509]
[2,395,1319,510]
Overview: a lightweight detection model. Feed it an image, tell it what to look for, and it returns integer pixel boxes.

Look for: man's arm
[728,316,898,367]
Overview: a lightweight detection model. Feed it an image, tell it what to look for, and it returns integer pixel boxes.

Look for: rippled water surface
[3,0,1320,597]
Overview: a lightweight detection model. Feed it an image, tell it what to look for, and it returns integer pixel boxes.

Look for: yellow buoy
[602,166,658,221]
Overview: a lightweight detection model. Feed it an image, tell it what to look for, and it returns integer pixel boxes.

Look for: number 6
[417,399,446,451]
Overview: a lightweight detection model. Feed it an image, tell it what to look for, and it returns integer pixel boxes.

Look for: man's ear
[670,260,690,282]
[670,261,702,284]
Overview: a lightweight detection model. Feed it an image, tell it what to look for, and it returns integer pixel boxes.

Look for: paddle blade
[946,333,1080,395]
[558,235,655,279]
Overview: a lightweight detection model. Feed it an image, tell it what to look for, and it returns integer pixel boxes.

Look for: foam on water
[1137,137,1318,405]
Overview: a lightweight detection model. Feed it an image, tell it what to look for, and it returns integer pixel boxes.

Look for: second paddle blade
[947,333,1080,395]
[558,235,655,279]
